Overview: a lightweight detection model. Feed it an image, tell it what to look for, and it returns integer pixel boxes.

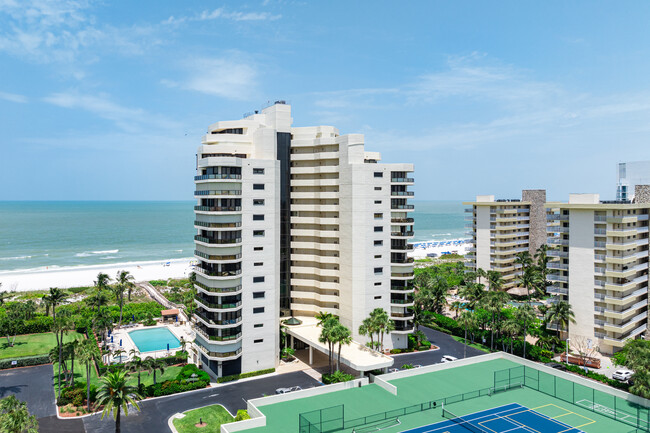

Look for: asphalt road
[82,370,321,433]
[390,326,486,367]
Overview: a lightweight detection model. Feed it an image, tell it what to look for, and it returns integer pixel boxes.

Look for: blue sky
[1,1,650,201]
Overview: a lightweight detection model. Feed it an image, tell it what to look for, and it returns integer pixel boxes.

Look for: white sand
[0,258,195,292]
[408,241,471,259]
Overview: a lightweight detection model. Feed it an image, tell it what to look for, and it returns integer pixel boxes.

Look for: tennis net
[441,405,489,433]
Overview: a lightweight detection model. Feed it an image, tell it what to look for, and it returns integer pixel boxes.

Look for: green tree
[358,317,376,350]
[127,354,146,388]
[514,251,533,272]
[42,287,68,347]
[96,369,142,433]
[518,267,542,300]
[315,311,335,326]
[515,303,536,359]
[116,270,136,302]
[502,318,519,354]
[627,343,650,398]
[481,291,510,350]
[486,271,504,292]
[544,301,576,340]
[144,357,165,385]
[457,311,476,358]
[372,309,395,352]
[78,339,99,412]
[111,275,127,328]
[95,272,111,292]
[458,282,485,310]
[318,316,339,374]
[332,323,352,371]
[450,300,464,319]
[534,245,550,297]
[475,268,488,285]
[0,395,38,433]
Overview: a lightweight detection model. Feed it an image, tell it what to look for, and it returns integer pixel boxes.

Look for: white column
[309,345,313,365]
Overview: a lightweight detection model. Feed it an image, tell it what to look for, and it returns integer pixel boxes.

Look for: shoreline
[0,258,195,292]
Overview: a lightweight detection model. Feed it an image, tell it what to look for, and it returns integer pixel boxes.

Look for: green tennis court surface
[242,358,649,433]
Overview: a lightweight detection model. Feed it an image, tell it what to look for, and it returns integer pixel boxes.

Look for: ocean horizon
[0,200,468,273]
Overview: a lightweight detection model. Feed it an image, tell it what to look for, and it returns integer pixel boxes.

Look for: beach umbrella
[167,343,170,351]
[119,339,122,347]
[132,314,135,321]
[175,316,178,323]
[111,335,114,343]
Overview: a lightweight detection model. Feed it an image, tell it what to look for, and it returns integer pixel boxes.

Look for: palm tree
[481,290,510,351]
[87,289,109,313]
[515,304,536,359]
[502,319,519,354]
[116,270,136,302]
[42,288,68,346]
[518,267,542,300]
[545,301,576,341]
[458,282,485,310]
[78,339,99,412]
[111,280,127,328]
[450,300,464,319]
[315,312,334,326]
[318,317,338,374]
[0,287,14,306]
[127,355,146,388]
[414,274,448,314]
[476,268,488,285]
[514,251,533,272]
[0,395,39,433]
[486,271,504,292]
[331,323,352,371]
[373,309,395,352]
[66,339,80,387]
[95,272,111,292]
[358,318,376,350]
[534,245,550,297]
[93,309,113,347]
[457,311,476,358]
[96,369,142,433]
[144,357,165,385]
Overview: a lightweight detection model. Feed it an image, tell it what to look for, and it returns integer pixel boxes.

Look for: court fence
[494,365,650,432]
[298,384,503,433]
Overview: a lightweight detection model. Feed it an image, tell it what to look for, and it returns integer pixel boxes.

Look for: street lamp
[565,338,570,365]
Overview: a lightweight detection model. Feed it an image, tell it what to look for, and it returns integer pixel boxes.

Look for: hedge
[322,372,355,384]
[565,364,630,391]
[98,351,188,375]
[0,354,51,370]
[143,378,208,397]
[0,315,54,335]
[217,368,275,383]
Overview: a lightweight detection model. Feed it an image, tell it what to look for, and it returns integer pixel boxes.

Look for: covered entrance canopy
[284,316,394,373]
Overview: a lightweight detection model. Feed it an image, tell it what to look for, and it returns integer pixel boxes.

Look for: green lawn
[0,331,84,360]
[450,335,491,353]
[173,404,234,433]
[53,361,184,393]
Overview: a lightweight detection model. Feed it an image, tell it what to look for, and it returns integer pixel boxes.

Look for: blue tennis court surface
[400,403,586,433]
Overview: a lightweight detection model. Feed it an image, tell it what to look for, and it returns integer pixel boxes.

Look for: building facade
[617,160,650,201]
[193,102,414,378]
[546,190,650,354]
[464,190,547,290]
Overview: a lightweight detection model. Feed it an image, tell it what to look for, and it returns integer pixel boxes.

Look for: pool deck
[107,321,194,362]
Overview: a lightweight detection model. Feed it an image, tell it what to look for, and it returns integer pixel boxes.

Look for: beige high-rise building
[546,190,649,354]
[464,190,547,289]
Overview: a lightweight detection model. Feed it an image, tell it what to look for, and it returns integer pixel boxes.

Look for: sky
[1,1,650,201]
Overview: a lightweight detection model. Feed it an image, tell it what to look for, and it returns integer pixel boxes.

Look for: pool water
[128,327,181,353]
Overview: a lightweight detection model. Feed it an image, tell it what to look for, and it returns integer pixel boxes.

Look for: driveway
[0,364,85,433]
[390,326,486,367]
[82,370,321,433]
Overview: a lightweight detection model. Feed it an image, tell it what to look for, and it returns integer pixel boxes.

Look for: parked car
[545,362,567,371]
[275,386,302,394]
[612,369,634,382]
[388,368,400,373]
[440,355,458,363]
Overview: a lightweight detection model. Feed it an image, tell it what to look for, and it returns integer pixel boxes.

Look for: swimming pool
[128,327,181,353]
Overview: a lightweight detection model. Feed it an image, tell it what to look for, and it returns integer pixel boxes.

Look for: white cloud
[43,92,182,132]
[0,91,28,103]
[164,7,281,25]
[162,57,258,100]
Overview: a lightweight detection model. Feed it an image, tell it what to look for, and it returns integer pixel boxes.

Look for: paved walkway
[136,282,189,323]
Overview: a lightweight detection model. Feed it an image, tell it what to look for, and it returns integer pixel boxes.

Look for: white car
[440,355,458,363]
[612,369,634,382]
[275,386,302,394]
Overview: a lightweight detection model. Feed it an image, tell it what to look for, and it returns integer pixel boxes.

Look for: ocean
[0,200,467,272]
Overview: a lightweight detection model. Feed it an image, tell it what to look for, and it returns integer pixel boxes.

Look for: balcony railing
[194,206,241,212]
[196,267,242,277]
[194,251,242,261]
[194,281,242,293]
[391,272,414,278]
[391,217,414,223]
[390,299,414,304]
[195,310,242,326]
[194,235,242,244]
[391,204,415,210]
[391,243,414,250]
[194,221,242,228]
[391,285,414,291]
[391,231,415,237]
[390,191,414,196]
[195,327,242,342]
[196,345,242,359]
[391,257,414,264]
[194,174,242,181]
[195,297,242,309]
[391,177,414,183]
[194,190,242,196]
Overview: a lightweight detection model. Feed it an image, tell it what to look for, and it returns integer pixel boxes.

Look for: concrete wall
[475,206,492,272]
[568,209,596,344]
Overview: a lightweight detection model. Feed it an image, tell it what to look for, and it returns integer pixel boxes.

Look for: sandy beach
[0,258,195,292]
[408,239,471,259]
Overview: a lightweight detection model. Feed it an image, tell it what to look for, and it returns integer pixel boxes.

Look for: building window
[253,276,265,283]
[374,172,383,177]
[374,254,381,258]
[374,200,382,204]
[374,282,381,286]
[253,168,265,174]
[374,187,381,191]
[253,230,265,237]
[253,214,265,221]
[254,339,263,343]
[253,199,265,206]
[253,291,265,299]
[254,246,263,251]
[374,226,383,232]
[374,213,383,219]
[254,323,263,328]
[253,307,265,314]
[254,262,263,267]
[374,295,382,299]
[374,240,383,246]
[374,267,383,274]
[253,184,264,190]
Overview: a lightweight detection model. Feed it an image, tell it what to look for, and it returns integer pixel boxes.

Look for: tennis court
[401,403,590,433]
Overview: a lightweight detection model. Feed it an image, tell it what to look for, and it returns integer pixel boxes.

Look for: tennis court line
[406,403,523,433]
[532,403,596,429]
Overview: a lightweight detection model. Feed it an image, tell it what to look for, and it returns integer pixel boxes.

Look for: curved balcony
[391,231,414,237]
[194,281,242,294]
[391,299,414,307]
[194,221,242,229]
[391,257,414,265]
[195,327,243,344]
[391,312,415,320]
[194,205,241,213]
[391,177,414,183]
[194,297,242,312]
[391,204,415,210]
[195,310,242,328]
[194,250,242,263]
[390,191,414,197]
[194,267,242,280]
[391,284,414,292]
[391,272,414,280]
[391,243,414,252]
[194,235,242,246]
[391,217,414,224]
[194,174,242,181]
[195,343,242,361]
[194,190,242,197]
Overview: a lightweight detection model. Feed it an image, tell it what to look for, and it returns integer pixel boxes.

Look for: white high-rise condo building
[617,160,650,201]
[547,188,650,354]
[192,102,413,379]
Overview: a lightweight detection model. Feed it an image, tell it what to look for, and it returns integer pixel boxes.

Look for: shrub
[322,370,355,384]
[149,280,167,287]
[176,364,210,382]
[144,379,208,397]
[235,410,250,421]
[217,368,275,383]
[565,365,630,390]
[390,349,402,354]
[0,354,51,370]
